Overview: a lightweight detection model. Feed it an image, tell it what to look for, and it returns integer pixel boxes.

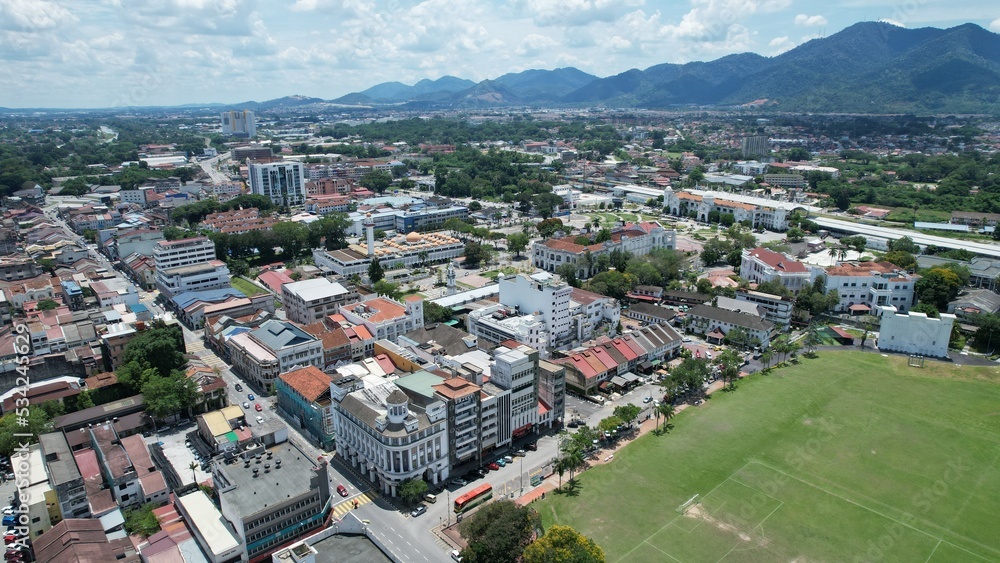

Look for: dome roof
[405,231,422,243]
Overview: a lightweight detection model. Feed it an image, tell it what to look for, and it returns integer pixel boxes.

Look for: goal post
[676,494,700,513]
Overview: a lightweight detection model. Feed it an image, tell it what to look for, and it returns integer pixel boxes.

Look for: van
[424,494,437,504]
[451,549,464,561]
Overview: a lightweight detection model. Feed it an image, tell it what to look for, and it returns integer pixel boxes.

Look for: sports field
[536,352,1000,562]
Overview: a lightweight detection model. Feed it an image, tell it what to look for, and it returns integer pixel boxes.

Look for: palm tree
[761,348,774,371]
[555,457,568,490]
[418,250,429,267]
[188,461,198,484]
[804,325,822,354]
[656,403,675,433]
[592,217,601,230]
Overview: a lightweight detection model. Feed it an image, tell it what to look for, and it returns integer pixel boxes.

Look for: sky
[1,0,999,108]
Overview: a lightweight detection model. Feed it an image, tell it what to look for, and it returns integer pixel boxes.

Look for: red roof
[747,247,808,273]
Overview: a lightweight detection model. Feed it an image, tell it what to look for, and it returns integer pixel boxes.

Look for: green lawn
[536,352,1000,562]
[231,277,266,297]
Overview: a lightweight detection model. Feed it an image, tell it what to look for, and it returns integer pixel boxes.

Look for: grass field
[231,277,266,297]
[536,352,1000,562]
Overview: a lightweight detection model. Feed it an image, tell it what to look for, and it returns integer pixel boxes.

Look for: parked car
[502,456,513,464]
[451,549,464,561]
[337,484,349,497]
[410,505,427,517]
[514,449,526,457]
[496,459,506,467]
[486,462,499,471]
[452,477,468,486]
[643,396,652,403]
[526,442,537,451]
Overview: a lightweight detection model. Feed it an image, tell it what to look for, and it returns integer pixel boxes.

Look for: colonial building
[532,221,675,279]
[740,247,812,295]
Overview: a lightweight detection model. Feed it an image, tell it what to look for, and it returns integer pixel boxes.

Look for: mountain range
[326,22,1000,114]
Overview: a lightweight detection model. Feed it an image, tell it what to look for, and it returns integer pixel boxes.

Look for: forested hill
[332,22,1000,114]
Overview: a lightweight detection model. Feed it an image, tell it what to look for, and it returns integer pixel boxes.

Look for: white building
[248,161,307,207]
[664,188,817,232]
[735,289,794,330]
[152,237,218,271]
[175,491,243,563]
[500,273,571,343]
[820,261,917,314]
[332,378,450,496]
[282,277,356,325]
[220,110,256,137]
[532,221,675,279]
[156,260,231,298]
[338,295,424,342]
[740,247,813,295]
[491,343,539,440]
[877,306,954,359]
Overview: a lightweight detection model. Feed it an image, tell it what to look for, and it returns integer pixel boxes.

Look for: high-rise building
[248,161,307,207]
[741,135,769,159]
[220,110,256,137]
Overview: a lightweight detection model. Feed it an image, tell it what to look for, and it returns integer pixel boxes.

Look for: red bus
[454,483,493,513]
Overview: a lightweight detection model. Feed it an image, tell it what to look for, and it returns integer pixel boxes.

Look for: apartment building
[282,278,357,325]
[339,295,424,342]
[821,261,918,314]
[248,161,307,207]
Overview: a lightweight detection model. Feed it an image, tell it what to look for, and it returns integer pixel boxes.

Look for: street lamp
[519,456,524,495]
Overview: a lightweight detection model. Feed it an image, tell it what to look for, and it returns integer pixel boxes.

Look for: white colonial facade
[532,222,675,279]
[877,306,954,359]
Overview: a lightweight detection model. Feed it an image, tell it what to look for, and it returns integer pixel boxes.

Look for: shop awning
[610,376,628,387]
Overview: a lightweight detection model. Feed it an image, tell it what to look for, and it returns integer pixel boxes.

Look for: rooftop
[279,365,333,402]
[215,444,324,519]
[283,277,349,301]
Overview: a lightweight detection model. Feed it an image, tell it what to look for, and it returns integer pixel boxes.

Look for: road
[199,151,232,185]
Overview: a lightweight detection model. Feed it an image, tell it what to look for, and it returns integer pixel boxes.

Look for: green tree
[915,267,963,310]
[655,402,675,433]
[398,477,428,506]
[373,280,402,300]
[368,259,385,283]
[555,263,579,288]
[785,226,805,242]
[359,169,393,194]
[911,302,940,317]
[462,241,491,268]
[612,403,642,428]
[523,525,605,563]
[596,416,622,435]
[0,407,54,456]
[123,503,161,537]
[142,375,197,418]
[120,324,186,382]
[537,218,565,238]
[883,250,917,271]
[507,233,529,258]
[37,298,59,311]
[533,192,564,219]
[459,500,540,563]
[974,313,1000,352]
[424,301,454,324]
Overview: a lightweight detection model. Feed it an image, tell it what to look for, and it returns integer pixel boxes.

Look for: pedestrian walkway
[331,490,377,521]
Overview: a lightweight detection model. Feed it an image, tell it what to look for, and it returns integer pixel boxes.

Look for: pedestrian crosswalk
[331,490,377,520]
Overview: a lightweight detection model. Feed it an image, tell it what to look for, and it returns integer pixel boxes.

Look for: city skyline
[1,0,999,109]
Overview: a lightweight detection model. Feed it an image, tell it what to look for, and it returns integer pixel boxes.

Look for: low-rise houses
[684,304,776,349]
[202,207,279,234]
[553,324,682,395]
[339,294,424,342]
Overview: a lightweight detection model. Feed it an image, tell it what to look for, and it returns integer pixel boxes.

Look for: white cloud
[516,34,559,56]
[0,0,78,32]
[878,18,905,28]
[990,17,1000,32]
[794,14,826,27]
[664,0,789,43]
[516,0,645,27]
[768,35,794,54]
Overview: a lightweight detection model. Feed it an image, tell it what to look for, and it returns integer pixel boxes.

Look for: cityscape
[1,2,1000,563]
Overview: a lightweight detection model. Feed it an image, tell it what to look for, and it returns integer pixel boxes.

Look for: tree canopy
[523,525,605,563]
[459,500,541,563]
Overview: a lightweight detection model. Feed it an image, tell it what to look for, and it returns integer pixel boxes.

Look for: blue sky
[1,0,998,108]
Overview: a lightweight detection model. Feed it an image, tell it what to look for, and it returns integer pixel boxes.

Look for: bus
[454,483,493,513]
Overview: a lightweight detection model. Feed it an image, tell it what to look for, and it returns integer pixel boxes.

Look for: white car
[242,402,250,409]
[255,415,264,424]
